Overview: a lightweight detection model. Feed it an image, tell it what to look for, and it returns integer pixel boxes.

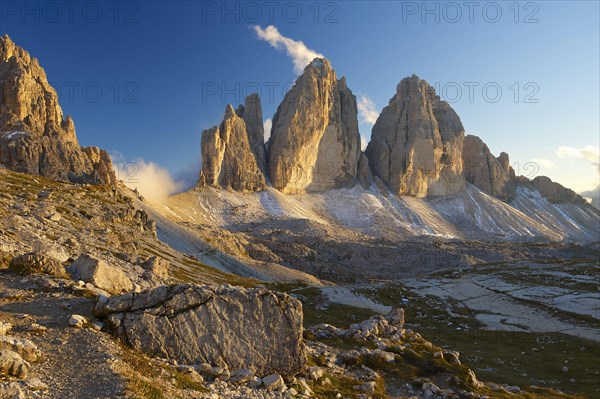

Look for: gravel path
[0,272,128,399]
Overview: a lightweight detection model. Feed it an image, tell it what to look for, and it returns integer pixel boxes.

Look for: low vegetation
[116,345,208,399]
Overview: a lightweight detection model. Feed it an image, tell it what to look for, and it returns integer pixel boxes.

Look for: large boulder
[198,99,267,191]
[68,254,133,294]
[462,135,516,201]
[94,284,307,376]
[0,35,115,185]
[268,59,361,194]
[366,75,465,197]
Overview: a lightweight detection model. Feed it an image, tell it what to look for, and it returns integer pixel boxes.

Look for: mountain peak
[0,36,115,185]
[366,75,465,197]
[224,103,237,119]
[302,57,333,77]
[198,94,267,191]
[268,57,360,194]
[308,57,329,68]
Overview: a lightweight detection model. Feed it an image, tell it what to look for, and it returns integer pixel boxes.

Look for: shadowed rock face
[518,175,588,205]
[237,93,267,176]
[268,59,361,194]
[94,284,307,376]
[462,135,517,202]
[198,97,267,191]
[357,152,374,189]
[0,35,115,185]
[366,75,465,197]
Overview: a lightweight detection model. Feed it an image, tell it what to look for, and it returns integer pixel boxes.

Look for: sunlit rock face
[268,58,361,194]
[366,75,465,197]
[0,35,115,185]
[198,96,267,192]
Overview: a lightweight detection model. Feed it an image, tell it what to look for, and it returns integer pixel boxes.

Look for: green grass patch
[172,372,208,392]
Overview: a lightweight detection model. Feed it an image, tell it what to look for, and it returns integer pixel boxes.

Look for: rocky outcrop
[462,135,516,201]
[0,335,40,380]
[0,35,115,185]
[366,75,465,197]
[518,175,588,205]
[461,135,589,205]
[94,284,307,376]
[140,256,169,282]
[9,252,68,279]
[0,336,40,363]
[268,59,361,194]
[198,98,267,191]
[68,254,133,295]
[0,350,29,378]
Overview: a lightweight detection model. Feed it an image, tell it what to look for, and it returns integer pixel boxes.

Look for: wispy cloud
[531,158,555,170]
[110,152,186,202]
[357,96,379,125]
[556,145,599,171]
[253,25,324,74]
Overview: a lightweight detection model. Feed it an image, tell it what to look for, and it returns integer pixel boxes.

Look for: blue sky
[2,1,599,196]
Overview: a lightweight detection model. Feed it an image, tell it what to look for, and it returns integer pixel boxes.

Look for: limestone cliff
[198,97,267,191]
[268,59,361,194]
[365,75,465,197]
[0,35,115,185]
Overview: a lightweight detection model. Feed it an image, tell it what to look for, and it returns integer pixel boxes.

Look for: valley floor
[299,260,600,397]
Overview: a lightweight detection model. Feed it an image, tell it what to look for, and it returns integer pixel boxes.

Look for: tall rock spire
[267,58,361,194]
[365,75,465,197]
[0,35,115,185]
[198,96,267,191]
[235,93,267,175]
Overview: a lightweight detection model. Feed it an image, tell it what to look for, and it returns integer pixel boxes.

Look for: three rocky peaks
[0,35,587,205]
[197,57,585,205]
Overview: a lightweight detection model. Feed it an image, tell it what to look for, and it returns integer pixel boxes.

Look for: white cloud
[360,135,369,151]
[357,96,379,125]
[556,145,599,171]
[531,158,555,170]
[263,118,272,142]
[253,25,324,74]
[110,152,185,202]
